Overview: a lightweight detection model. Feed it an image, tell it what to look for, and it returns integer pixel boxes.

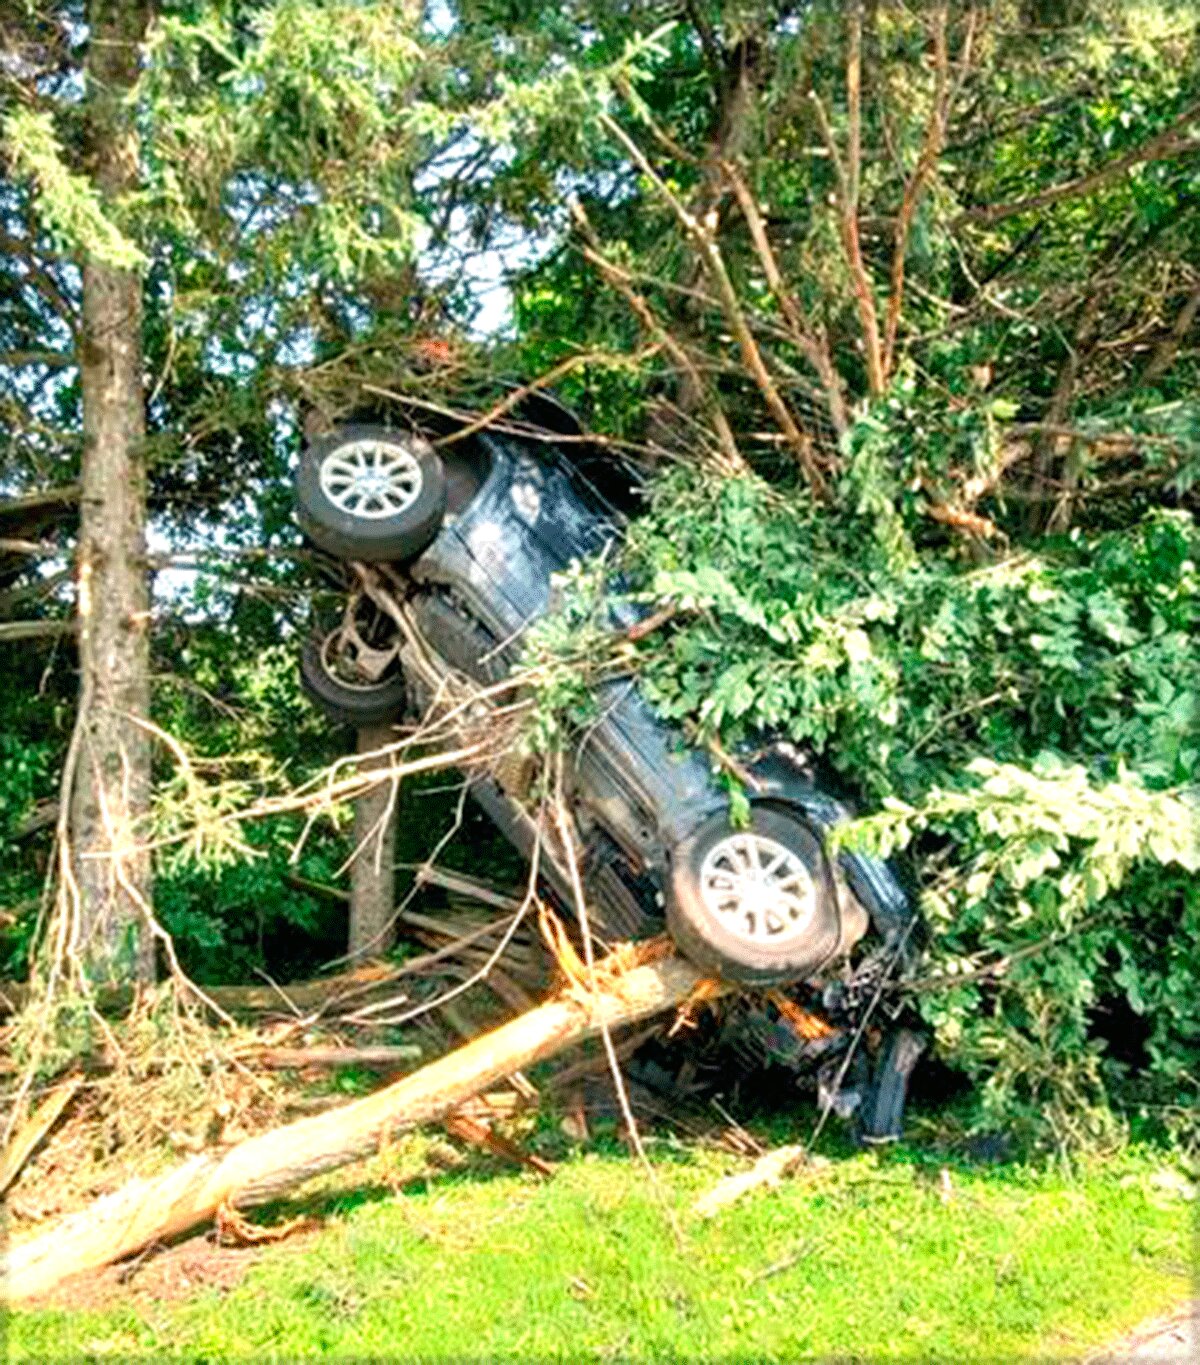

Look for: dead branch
[569,201,746,475]
[925,500,1001,540]
[547,1022,666,1093]
[214,1204,315,1247]
[0,967,409,1019]
[412,868,522,912]
[613,72,699,167]
[361,384,664,462]
[0,483,80,519]
[599,115,829,496]
[1142,278,1200,385]
[1035,290,1105,530]
[435,347,659,448]
[1007,423,1185,453]
[0,618,74,643]
[0,951,709,1303]
[443,1109,553,1177]
[692,1143,807,1219]
[243,1046,422,1071]
[0,1076,81,1196]
[623,602,678,643]
[0,536,59,556]
[722,161,849,437]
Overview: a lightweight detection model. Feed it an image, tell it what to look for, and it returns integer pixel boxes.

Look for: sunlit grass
[8,1136,1192,1362]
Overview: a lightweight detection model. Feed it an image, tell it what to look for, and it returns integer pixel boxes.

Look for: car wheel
[667,806,844,985]
[858,1027,926,1144]
[301,622,407,728]
[295,425,447,563]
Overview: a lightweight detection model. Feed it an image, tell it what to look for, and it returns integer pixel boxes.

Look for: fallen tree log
[1,949,713,1304]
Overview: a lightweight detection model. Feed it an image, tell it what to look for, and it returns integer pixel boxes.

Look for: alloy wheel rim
[319,439,423,520]
[319,629,394,692]
[698,832,817,945]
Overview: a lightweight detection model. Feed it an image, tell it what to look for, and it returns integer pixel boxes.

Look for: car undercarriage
[294,405,925,1141]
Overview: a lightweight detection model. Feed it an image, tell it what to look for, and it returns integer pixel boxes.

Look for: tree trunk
[69,0,154,983]
[0,951,713,1303]
[349,723,398,959]
[674,31,763,418]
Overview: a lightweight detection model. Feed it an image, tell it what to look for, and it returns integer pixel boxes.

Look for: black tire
[859,1027,926,1144]
[295,425,447,563]
[301,627,407,728]
[667,806,843,986]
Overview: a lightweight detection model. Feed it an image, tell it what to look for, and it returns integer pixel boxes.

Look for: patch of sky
[276,325,318,370]
[223,173,319,241]
[425,0,456,41]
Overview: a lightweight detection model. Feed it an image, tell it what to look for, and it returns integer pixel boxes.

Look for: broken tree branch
[1,951,710,1303]
[1142,278,1200,385]
[0,1077,82,1197]
[0,618,74,643]
[692,1144,808,1219]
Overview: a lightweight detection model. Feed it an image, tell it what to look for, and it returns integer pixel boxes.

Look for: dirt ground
[1085,1300,1197,1363]
[27,1232,281,1313]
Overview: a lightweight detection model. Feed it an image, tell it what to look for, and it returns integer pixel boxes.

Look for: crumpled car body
[295,404,923,1139]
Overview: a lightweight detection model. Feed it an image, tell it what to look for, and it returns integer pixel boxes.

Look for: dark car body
[404,426,912,954]
[296,405,922,1137]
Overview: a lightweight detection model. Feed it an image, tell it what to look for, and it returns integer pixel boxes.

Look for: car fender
[745,744,917,951]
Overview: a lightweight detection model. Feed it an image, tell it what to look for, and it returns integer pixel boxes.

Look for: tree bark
[69,0,155,983]
[349,724,398,959]
[0,951,713,1303]
[674,32,764,419]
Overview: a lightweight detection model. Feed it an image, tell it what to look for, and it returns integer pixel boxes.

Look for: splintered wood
[1,951,708,1304]
[692,1144,810,1220]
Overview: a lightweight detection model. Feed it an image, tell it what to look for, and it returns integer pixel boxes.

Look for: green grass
[7,1137,1194,1362]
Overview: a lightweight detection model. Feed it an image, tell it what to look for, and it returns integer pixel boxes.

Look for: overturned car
[294,400,923,1140]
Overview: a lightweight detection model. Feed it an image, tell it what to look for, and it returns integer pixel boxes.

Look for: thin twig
[599,115,829,496]
[570,201,746,475]
[435,348,658,448]
[722,161,849,437]
[552,753,685,1249]
[957,101,1200,226]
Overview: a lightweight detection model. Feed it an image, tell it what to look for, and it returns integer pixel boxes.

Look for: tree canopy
[1,0,1197,1149]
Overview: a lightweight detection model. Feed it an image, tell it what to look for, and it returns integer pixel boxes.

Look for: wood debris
[214,1203,315,1247]
[692,1143,808,1220]
[0,1077,82,1197]
[443,1110,553,1177]
[1,950,706,1303]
